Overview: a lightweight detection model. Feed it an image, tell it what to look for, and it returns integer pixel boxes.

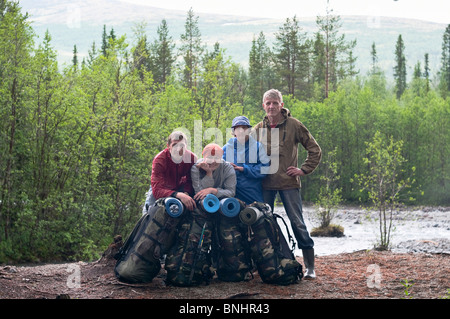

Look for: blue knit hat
[231,116,252,128]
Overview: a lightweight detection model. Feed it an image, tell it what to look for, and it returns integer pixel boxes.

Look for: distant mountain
[18,0,448,79]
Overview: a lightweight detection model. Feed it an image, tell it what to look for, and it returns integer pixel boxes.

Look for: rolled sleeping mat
[200,193,220,213]
[164,197,184,217]
[239,206,264,225]
[219,197,241,218]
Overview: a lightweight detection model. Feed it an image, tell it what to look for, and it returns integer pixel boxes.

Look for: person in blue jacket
[223,116,270,205]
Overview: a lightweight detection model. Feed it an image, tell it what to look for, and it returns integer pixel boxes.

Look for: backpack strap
[273,213,296,253]
[114,213,149,261]
[188,221,207,284]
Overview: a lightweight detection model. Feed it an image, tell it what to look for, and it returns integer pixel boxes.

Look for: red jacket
[151,148,197,199]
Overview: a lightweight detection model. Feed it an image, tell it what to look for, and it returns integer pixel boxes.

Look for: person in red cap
[191,143,236,202]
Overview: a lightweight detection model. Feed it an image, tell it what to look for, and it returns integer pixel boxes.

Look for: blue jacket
[223,136,270,204]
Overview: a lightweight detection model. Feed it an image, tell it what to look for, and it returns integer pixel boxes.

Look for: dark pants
[263,188,314,250]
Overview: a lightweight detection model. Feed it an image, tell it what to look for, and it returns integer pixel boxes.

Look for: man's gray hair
[263,89,283,103]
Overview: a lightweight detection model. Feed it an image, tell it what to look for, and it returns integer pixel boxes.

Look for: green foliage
[353,132,416,250]
[0,2,449,263]
[394,34,407,99]
[401,279,415,299]
[312,148,343,229]
[248,32,272,109]
[315,5,358,99]
[273,16,309,97]
[439,25,450,98]
[179,8,204,90]
[441,289,450,299]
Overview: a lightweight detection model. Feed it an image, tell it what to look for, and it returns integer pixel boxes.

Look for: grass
[310,224,345,237]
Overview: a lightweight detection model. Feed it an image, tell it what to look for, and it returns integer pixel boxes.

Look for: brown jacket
[252,108,322,190]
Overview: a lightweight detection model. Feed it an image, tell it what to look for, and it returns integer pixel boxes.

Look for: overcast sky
[120,0,450,24]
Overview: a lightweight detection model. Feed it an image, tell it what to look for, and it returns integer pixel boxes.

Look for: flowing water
[274,205,450,256]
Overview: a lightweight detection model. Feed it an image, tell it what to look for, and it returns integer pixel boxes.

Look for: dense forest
[0,1,449,263]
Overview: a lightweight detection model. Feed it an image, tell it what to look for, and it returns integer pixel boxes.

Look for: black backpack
[114,197,183,283]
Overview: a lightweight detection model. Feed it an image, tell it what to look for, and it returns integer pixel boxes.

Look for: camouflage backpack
[242,202,303,285]
[215,212,253,282]
[114,197,183,283]
[164,208,215,287]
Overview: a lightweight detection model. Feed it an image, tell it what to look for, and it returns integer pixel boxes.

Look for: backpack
[242,202,303,285]
[215,213,253,282]
[164,208,215,287]
[114,197,183,283]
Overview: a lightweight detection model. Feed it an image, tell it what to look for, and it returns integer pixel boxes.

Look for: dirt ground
[1,249,448,300]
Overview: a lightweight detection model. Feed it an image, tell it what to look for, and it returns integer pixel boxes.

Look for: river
[273,205,450,256]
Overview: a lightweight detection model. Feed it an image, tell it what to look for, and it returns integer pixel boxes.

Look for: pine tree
[311,32,326,85]
[346,47,358,79]
[131,21,150,80]
[248,35,262,104]
[393,34,407,99]
[87,41,97,68]
[315,2,357,98]
[413,61,421,79]
[371,42,378,72]
[101,25,108,56]
[412,59,427,96]
[439,24,450,97]
[424,53,430,93]
[72,44,78,69]
[179,8,203,90]
[109,27,116,42]
[366,41,387,98]
[369,42,383,78]
[273,15,309,98]
[151,19,175,87]
[248,32,272,104]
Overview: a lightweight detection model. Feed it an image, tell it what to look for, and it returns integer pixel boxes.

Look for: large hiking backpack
[215,213,253,282]
[114,197,183,283]
[241,202,303,285]
[164,208,215,287]
[215,198,252,282]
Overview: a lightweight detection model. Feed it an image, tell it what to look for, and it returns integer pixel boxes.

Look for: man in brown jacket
[252,89,322,279]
